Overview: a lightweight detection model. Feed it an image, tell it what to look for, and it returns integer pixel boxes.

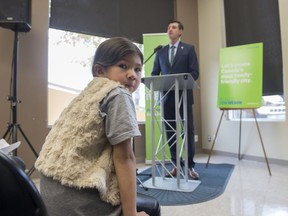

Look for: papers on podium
[0,139,21,155]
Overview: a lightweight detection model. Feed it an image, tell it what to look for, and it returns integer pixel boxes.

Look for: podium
[142,73,200,192]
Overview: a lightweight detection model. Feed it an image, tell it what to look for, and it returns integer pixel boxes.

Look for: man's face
[167,22,182,41]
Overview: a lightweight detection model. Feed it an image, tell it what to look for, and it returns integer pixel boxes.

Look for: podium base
[141,177,201,192]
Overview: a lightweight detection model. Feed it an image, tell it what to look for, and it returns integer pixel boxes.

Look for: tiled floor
[157,153,288,216]
[32,153,288,216]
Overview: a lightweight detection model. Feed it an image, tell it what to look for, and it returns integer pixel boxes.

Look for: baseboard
[202,149,288,166]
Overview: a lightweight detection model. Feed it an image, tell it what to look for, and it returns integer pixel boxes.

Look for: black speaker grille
[0,0,32,32]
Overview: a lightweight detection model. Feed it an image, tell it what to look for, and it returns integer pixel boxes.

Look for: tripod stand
[2,30,38,176]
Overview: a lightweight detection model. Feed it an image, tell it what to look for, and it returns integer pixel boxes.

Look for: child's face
[102,54,143,93]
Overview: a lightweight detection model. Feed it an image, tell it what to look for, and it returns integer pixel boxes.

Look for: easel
[206,108,272,176]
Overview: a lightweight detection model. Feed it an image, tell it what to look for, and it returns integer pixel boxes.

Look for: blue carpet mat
[137,163,234,206]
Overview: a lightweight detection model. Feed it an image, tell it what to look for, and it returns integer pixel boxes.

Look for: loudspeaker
[0,0,31,32]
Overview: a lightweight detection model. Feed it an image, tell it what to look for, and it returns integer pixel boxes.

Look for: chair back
[0,151,48,216]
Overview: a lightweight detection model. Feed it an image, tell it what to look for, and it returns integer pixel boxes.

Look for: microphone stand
[141,45,163,84]
[144,45,163,64]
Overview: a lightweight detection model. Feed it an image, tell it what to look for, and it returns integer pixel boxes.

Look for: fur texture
[35,78,122,205]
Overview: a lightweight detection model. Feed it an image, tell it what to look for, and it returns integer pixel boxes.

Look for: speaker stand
[2,30,38,176]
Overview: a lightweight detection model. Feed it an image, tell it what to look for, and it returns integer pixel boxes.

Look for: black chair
[0,150,160,216]
[133,138,161,215]
[137,193,161,216]
[0,151,48,216]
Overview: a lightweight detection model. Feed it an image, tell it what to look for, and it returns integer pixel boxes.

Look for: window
[227,95,285,121]
[47,0,173,125]
[224,0,285,121]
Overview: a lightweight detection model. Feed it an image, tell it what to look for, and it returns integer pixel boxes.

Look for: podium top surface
[141,73,199,91]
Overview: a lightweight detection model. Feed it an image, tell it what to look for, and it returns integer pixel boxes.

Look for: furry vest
[35,77,122,205]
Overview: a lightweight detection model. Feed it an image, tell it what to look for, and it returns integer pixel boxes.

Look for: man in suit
[151,20,199,180]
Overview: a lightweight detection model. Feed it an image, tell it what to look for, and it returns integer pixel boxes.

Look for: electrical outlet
[194,135,198,142]
[208,135,217,143]
[208,135,212,142]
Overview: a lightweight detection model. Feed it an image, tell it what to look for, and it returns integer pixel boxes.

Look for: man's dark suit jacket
[151,41,199,104]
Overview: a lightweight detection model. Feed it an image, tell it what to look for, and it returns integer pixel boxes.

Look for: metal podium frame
[142,73,200,192]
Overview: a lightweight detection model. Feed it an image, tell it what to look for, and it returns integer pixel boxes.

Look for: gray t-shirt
[100,86,141,145]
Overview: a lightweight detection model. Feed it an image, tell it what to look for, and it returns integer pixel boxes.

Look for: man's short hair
[168,20,184,30]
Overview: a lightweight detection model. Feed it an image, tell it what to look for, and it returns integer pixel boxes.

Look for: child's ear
[92,64,105,77]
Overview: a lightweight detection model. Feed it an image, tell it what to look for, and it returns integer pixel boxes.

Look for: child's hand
[137,211,149,216]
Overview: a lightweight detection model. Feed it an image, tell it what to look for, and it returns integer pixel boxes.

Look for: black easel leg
[2,124,13,139]
[18,125,38,158]
[18,125,38,176]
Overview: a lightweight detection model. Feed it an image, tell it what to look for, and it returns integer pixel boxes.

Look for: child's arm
[113,138,148,216]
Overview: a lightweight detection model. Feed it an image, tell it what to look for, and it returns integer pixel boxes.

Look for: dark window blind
[224,0,283,95]
[49,0,174,44]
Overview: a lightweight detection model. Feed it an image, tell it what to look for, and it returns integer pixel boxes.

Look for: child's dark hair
[92,37,143,76]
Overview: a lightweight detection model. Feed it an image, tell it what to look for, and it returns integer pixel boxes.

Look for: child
[35,37,149,216]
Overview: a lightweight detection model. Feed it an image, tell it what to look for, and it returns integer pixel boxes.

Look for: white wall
[198,0,288,162]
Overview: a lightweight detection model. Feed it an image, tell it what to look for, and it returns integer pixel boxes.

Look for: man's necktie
[170,45,175,65]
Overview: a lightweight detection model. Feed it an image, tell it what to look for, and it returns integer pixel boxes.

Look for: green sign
[217,43,263,109]
[143,33,169,162]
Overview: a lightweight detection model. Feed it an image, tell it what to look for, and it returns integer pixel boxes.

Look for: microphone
[144,45,164,64]
[154,45,163,52]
